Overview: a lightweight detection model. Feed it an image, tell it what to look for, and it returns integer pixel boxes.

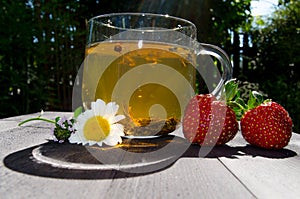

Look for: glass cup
[83,13,232,137]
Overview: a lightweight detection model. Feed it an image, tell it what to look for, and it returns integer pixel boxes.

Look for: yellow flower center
[83,116,110,141]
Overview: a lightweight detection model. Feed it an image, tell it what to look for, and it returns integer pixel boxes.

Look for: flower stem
[18,117,56,126]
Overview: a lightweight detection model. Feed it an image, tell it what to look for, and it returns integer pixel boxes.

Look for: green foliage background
[0,0,299,132]
[246,0,300,132]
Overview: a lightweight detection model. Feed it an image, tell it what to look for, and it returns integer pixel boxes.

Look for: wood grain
[0,112,299,198]
[220,132,300,199]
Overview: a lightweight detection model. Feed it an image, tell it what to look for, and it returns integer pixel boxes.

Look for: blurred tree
[0,0,45,116]
[246,1,300,131]
[31,0,87,110]
[0,0,88,117]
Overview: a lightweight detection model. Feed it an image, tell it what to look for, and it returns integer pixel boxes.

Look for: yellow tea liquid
[83,41,196,136]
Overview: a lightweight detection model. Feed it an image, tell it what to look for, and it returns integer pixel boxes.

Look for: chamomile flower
[69,99,125,146]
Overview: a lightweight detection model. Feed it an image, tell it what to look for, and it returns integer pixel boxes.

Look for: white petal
[104,135,122,146]
[110,124,125,136]
[69,132,80,144]
[92,99,106,116]
[87,140,96,146]
[109,115,125,124]
[80,109,94,122]
[104,102,119,119]
[78,130,87,143]
[95,141,103,147]
[75,113,86,125]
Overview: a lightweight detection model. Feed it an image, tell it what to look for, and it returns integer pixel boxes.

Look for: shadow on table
[3,136,188,179]
[3,135,297,180]
[184,144,297,159]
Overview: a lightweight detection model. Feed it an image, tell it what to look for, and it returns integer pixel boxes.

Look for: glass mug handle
[197,43,233,96]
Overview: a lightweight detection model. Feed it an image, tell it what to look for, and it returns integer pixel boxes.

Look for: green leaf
[252,91,264,104]
[225,79,239,101]
[55,117,61,123]
[236,97,247,110]
[248,91,265,110]
[73,106,83,119]
[247,91,256,109]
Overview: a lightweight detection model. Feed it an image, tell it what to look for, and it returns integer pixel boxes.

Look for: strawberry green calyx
[220,79,239,102]
[247,91,269,110]
[220,79,247,120]
[220,79,271,120]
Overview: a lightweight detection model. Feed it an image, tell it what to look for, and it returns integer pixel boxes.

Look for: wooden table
[1,112,299,199]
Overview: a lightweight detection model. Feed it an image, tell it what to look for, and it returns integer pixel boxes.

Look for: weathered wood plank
[2,111,73,123]
[219,132,300,199]
[1,112,300,198]
[0,121,19,133]
[102,158,255,199]
[0,124,255,198]
[0,113,116,198]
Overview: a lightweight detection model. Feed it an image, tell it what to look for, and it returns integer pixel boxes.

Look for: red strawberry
[183,94,239,146]
[241,101,293,149]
